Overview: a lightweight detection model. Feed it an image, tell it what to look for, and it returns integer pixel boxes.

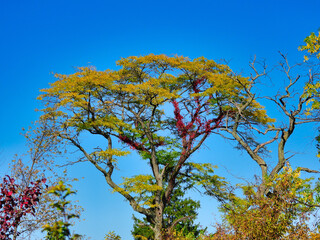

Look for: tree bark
[154,206,163,240]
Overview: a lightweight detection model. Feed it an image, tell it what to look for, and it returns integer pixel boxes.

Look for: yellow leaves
[198,73,236,97]
[303,82,320,114]
[189,162,216,173]
[177,56,229,76]
[39,54,258,118]
[39,67,117,109]
[116,54,188,68]
[310,232,320,240]
[47,181,74,196]
[299,30,320,60]
[115,54,241,104]
[268,165,314,204]
[118,76,178,104]
[121,175,162,195]
[97,149,130,159]
[112,186,129,196]
[73,115,133,132]
[133,234,148,240]
[222,165,316,240]
[247,101,276,124]
[104,231,122,240]
[116,174,162,207]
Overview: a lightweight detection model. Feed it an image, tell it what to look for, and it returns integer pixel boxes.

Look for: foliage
[104,231,121,240]
[299,29,320,159]
[132,186,205,239]
[42,181,81,240]
[212,166,320,240]
[162,228,203,240]
[130,151,226,239]
[299,30,320,60]
[0,175,46,240]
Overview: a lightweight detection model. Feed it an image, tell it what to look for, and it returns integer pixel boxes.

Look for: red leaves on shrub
[0,175,46,239]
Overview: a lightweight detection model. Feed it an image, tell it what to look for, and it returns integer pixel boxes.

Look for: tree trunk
[12,225,18,240]
[154,207,163,240]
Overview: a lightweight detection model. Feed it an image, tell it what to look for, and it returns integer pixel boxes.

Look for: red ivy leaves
[0,176,46,240]
[118,78,223,155]
[172,100,186,136]
[191,77,205,94]
[118,135,164,152]
[118,135,146,151]
[172,78,224,155]
[166,78,225,203]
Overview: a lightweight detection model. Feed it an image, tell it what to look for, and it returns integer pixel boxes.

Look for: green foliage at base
[132,187,206,240]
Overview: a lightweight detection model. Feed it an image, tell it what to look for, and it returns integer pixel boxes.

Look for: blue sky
[1,0,320,239]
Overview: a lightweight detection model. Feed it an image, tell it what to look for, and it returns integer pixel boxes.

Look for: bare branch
[298,167,320,173]
[166,215,196,236]
[254,130,280,154]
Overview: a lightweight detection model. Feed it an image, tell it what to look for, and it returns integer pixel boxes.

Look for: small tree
[212,166,320,240]
[42,181,81,240]
[8,121,82,239]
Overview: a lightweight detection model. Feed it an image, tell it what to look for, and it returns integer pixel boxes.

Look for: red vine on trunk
[172,78,224,155]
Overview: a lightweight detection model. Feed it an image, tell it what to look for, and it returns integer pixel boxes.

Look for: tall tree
[37,54,269,239]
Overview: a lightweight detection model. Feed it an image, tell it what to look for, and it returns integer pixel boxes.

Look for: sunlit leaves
[216,166,319,239]
[299,30,320,60]
[121,175,162,207]
[38,54,272,161]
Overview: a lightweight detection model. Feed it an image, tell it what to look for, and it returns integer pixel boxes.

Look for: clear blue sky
[1,0,320,239]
